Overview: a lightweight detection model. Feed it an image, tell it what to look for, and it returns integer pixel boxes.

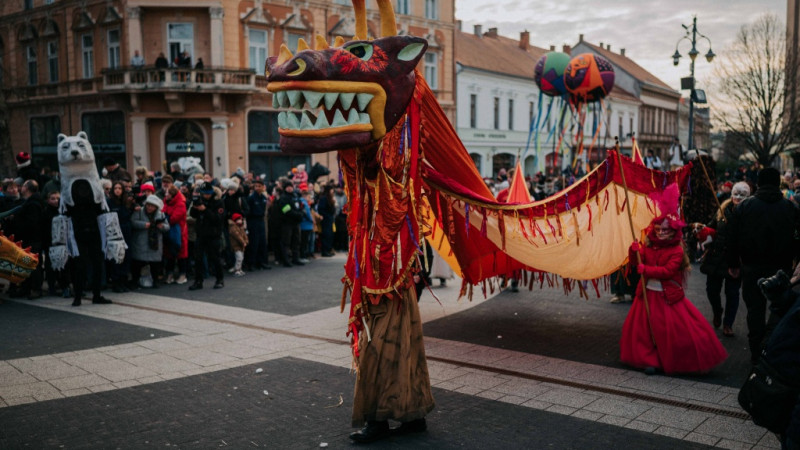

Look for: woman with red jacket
[620,184,727,375]
[163,185,189,284]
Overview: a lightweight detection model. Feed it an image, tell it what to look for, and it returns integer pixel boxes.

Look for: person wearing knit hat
[15,151,45,187]
[140,182,155,193]
[189,179,226,290]
[130,193,170,289]
[726,166,800,363]
[718,181,734,203]
[228,212,248,277]
[144,194,163,210]
[15,152,31,168]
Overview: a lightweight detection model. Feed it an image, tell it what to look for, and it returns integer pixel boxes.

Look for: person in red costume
[620,184,728,375]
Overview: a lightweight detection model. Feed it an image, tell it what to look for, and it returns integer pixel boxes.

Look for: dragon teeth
[277,91,289,108]
[286,112,300,129]
[276,90,374,130]
[339,93,355,110]
[303,90,323,109]
[324,92,338,110]
[316,112,330,129]
[356,93,373,111]
[332,110,348,127]
[347,109,360,125]
[299,112,315,130]
[287,90,302,109]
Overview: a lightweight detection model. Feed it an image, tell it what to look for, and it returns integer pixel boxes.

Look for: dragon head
[0,233,38,284]
[266,0,427,154]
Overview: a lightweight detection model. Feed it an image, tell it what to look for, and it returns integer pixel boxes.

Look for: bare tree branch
[711,14,800,167]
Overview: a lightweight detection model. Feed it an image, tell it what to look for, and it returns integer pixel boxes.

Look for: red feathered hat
[647,183,685,243]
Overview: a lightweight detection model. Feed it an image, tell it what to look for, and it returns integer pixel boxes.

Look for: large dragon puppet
[267,0,689,439]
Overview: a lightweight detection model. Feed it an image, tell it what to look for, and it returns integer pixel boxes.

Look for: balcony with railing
[101,66,264,93]
[3,66,266,104]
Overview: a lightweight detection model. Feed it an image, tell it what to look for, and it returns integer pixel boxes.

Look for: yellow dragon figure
[0,232,38,285]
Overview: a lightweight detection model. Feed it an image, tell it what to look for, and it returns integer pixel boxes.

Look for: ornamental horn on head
[266,0,427,154]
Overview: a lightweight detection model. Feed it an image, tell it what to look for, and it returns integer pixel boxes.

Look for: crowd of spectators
[0,154,349,299]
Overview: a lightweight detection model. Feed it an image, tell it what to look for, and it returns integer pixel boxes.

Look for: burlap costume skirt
[351,289,435,427]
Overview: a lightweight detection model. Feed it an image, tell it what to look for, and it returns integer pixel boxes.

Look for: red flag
[507,161,532,203]
[631,137,645,166]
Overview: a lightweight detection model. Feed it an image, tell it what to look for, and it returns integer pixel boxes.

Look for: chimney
[579,34,584,42]
[562,44,571,54]
[474,24,482,37]
[549,45,555,51]
[519,30,530,50]
[607,44,611,51]
[599,41,603,48]
[487,27,498,38]
[456,20,462,32]
[620,48,626,56]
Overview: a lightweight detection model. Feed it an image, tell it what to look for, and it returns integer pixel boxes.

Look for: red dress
[620,242,727,374]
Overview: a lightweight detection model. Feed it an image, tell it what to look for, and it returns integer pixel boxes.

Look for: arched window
[165,120,206,169]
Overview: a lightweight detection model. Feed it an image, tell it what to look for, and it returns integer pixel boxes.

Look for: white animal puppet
[49,132,127,269]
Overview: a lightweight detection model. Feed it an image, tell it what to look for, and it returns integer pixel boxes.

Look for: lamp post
[673,16,715,150]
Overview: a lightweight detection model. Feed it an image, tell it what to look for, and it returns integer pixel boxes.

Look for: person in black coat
[189,182,224,290]
[107,181,134,292]
[10,180,44,298]
[763,293,800,448]
[701,182,750,336]
[245,178,270,270]
[727,167,800,363]
[276,180,303,267]
[42,190,71,297]
[318,184,336,257]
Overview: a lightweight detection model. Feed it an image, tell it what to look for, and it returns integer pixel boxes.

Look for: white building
[455,27,642,180]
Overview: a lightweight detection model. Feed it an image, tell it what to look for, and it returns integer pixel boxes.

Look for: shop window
[82,111,126,170]
[248,111,308,182]
[30,116,61,170]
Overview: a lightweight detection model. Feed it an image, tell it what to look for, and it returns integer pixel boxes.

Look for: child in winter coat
[228,213,249,277]
[130,195,170,288]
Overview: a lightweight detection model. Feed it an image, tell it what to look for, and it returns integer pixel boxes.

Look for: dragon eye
[344,43,373,61]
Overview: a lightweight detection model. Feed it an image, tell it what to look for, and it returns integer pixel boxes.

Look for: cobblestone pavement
[0,254,781,448]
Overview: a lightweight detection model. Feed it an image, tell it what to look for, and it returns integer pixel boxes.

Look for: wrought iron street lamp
[673,16,714,150]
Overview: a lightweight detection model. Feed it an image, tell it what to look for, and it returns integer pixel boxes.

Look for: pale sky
[455,0,785,94]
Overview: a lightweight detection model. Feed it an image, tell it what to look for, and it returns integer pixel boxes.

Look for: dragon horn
[276,43,293,65]
[314,34,329,50]
[297,38,310,51]
[334,36,345,47]
[352,0,367,40]
[376,0,397,37]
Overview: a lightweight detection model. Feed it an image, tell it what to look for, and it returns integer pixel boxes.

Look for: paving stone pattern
[424,266,752,388]
[0,358,713,449]
[0,301,174,360]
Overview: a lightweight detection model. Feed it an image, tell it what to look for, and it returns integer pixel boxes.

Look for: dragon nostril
[287,59,307,77]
